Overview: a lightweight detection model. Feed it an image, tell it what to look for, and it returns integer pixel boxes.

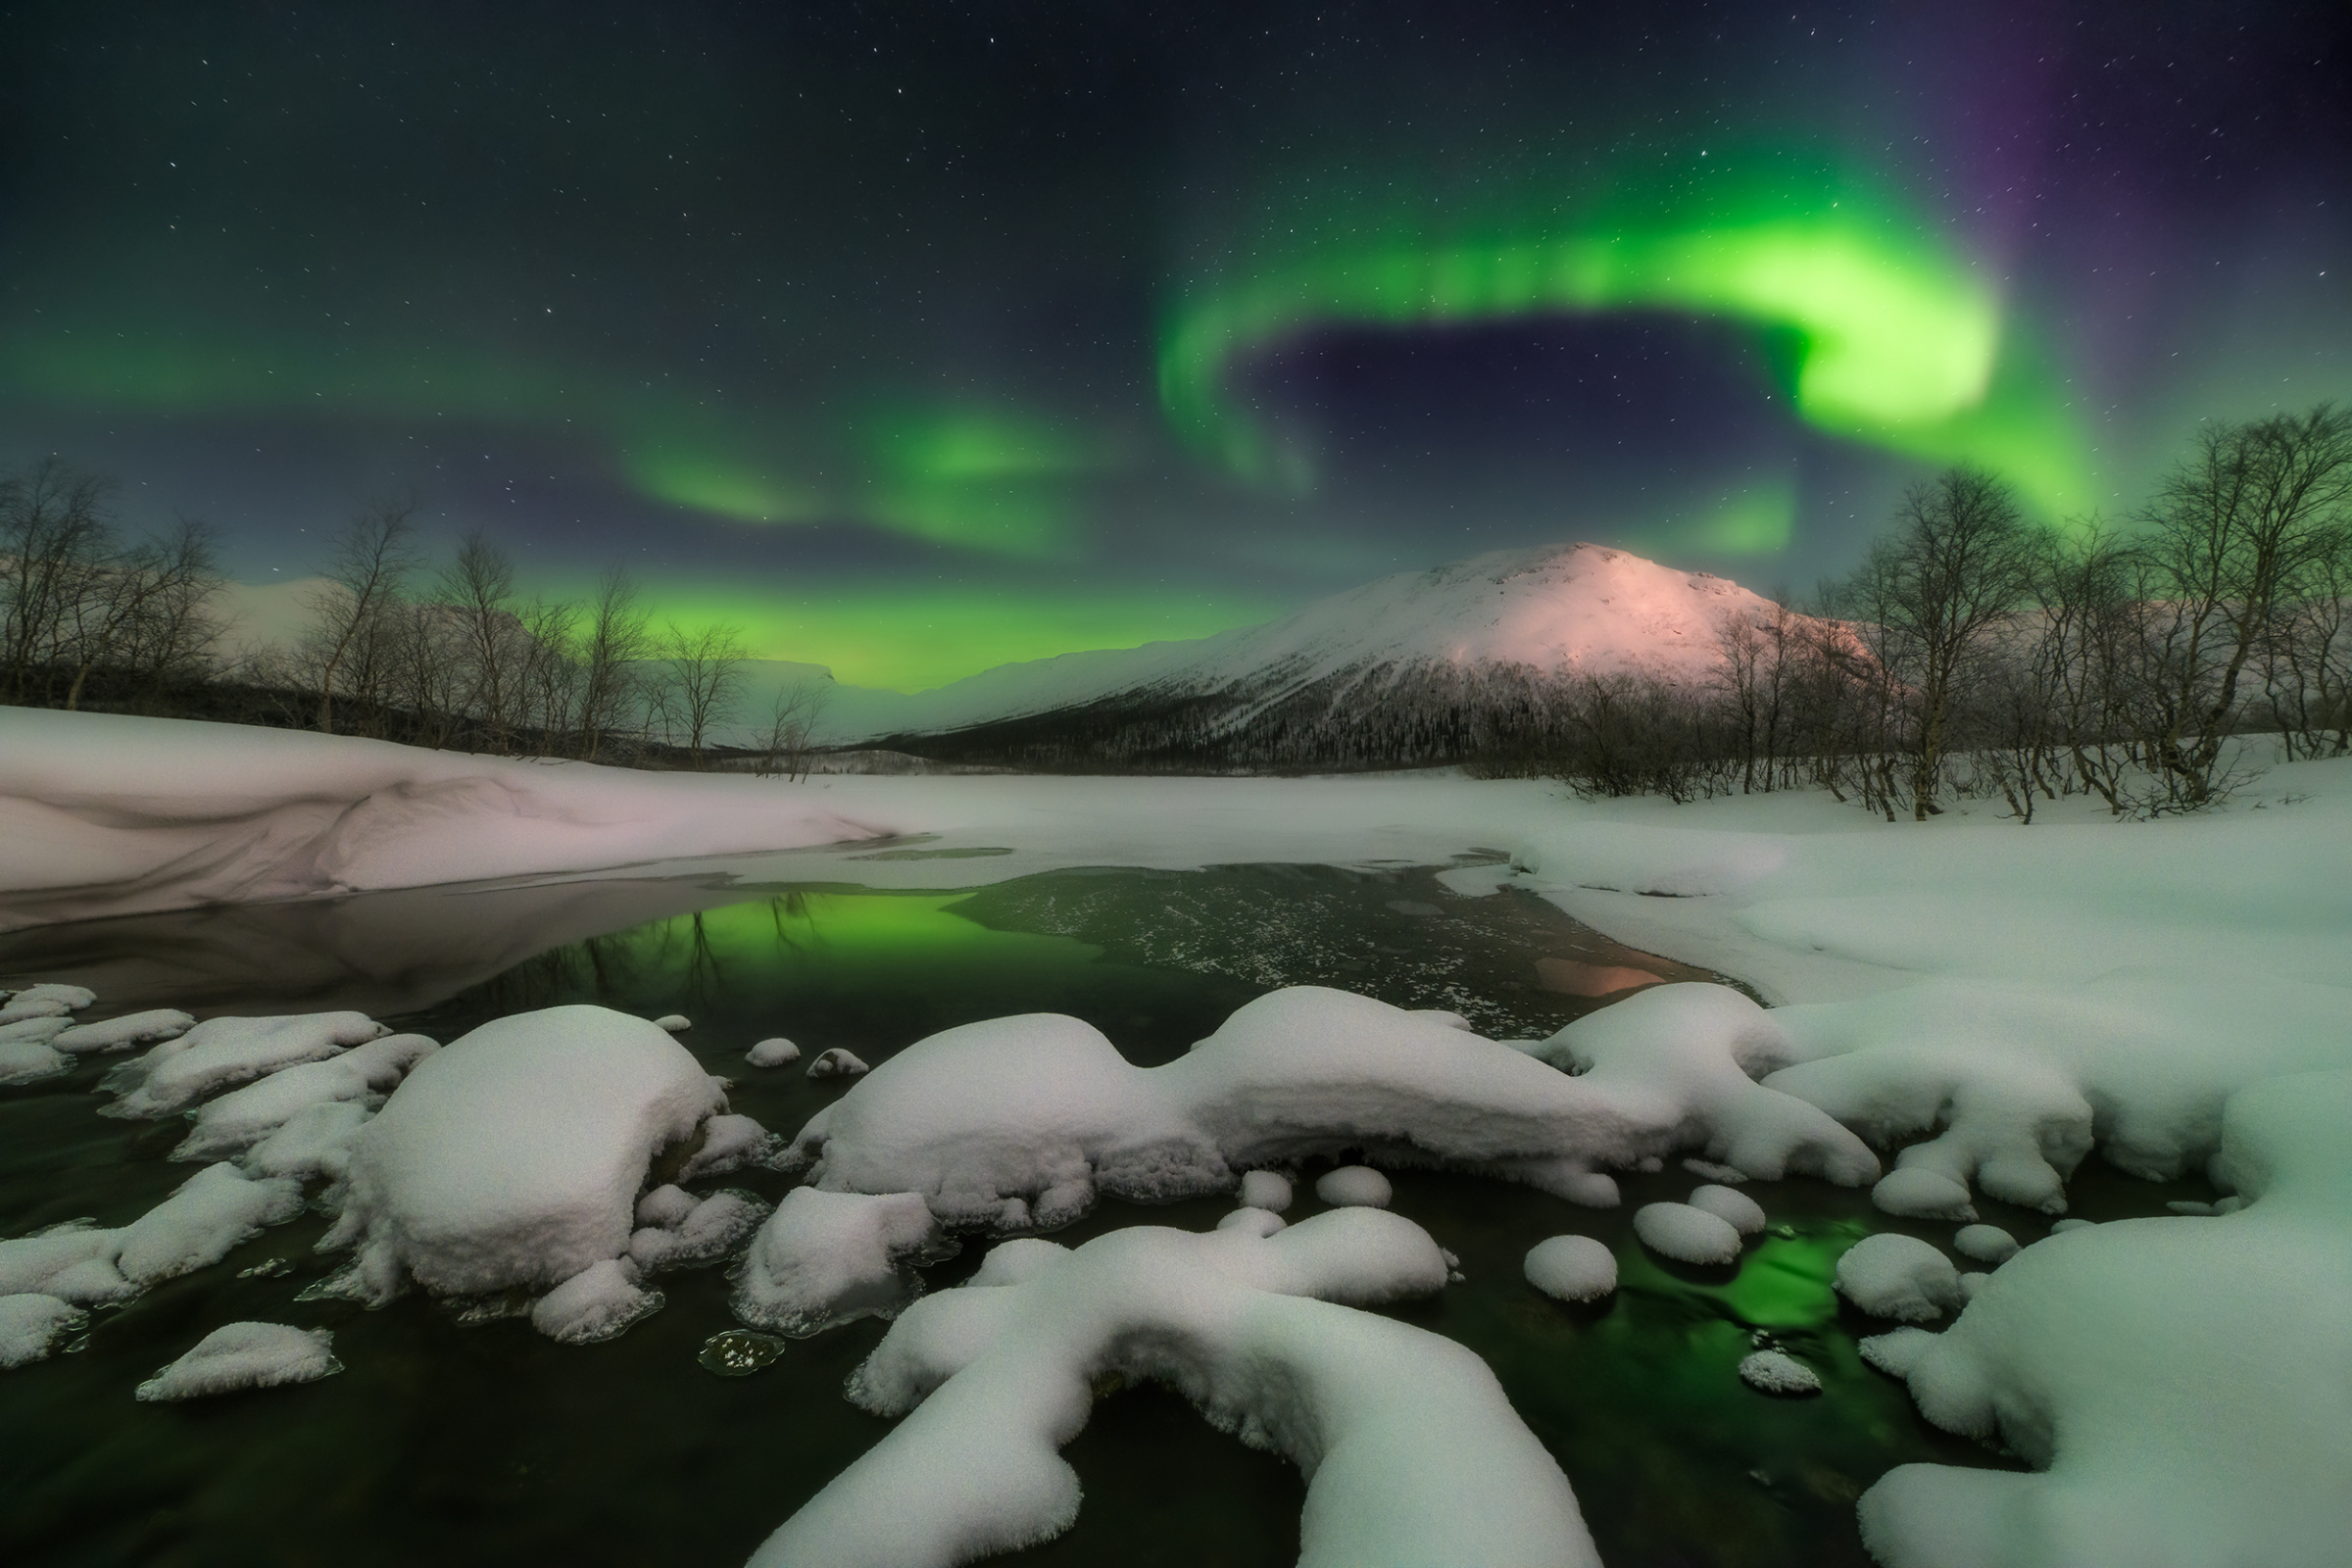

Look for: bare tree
[1831,466,2038,819]
[577,564,653,761]
[0,459,114,704]
[655,620,747,768]
[305,499,418,735]
[436,528,523,753]
[2127,404,2352,806]
[62,518,222,710]
[756,672,834,780]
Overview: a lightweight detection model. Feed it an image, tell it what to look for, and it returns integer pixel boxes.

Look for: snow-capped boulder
[1835,1233,1963,1322]
[1633,1202,1744,1266]
[319,1004,727,1303]
[1524,1235,1617,1301]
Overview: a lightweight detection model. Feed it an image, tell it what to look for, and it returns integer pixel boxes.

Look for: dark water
[0,863,2205,1568]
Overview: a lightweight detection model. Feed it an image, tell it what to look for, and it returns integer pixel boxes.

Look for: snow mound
[0,1293,86,1368]
[529,1259,663,1345]
[174,1033,437,1161]
[752,1208,1594,1568]
[1524,1235,1618,1301]
[319,1004,727,1301]
[133,1321,340,1400]
[635,1185,698,1229]
[0,1034,69,1087]
[1952,1223,2020,1265]
[243,1102,372,1182]
[0,983,94,1024]
[1858,1327,1939,1380]
[1861,1068,2352,1568]
[786,985,1881,1233]
[118,1163,303,1285]
[627,1190,769,1274]
[1834,1233,1962,1322]
[675,1112,785,1182]
[1314,1165,1392,1208]
[1633,1202,1744,1266]
[106,1011,391,1118]
[1238,1170,1294,1212]
[807,1048,869,1080]
[748,1038,801,1067]
[731,1189,956,1337]
[1739,1348,1821,1396]
[1687,1183,1767,1235]
[52,1008,195,1054]
[653,1013,690,1032]
[1868,1166,1979,1221]
[1219,1206,1286,1237]
[0,1225,130,1303]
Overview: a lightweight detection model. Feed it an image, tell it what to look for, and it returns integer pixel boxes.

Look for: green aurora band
[1158,158,2095,516]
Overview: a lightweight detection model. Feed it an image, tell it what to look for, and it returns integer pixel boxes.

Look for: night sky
[2,2,2346,689]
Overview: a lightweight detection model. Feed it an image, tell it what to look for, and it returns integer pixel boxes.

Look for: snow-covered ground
[4,704,2349,1568]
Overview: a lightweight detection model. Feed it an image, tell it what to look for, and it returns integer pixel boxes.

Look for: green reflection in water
[1621,1225,1867,1331]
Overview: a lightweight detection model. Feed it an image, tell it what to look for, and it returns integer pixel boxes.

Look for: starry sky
[2,2,2346,689]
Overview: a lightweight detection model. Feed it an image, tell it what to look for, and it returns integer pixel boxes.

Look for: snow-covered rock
[173,1034,436,1160]
[1738,1348,1822,1396]
[748,1037,802,1067]
[1238,1170,1294,1212]
[116,1163,303,1285]
[318,1004,727,1301]
[1858,1326,1938,1380]
[242,1102,373,1182]
[1633,1202,1744,1265]
[106,1011,390,1119]
[1524,1235,1617,1301]
[0,1293,85,1368]
[653,1013,690,1033]
[751,1208,1593,1568]
[133,1322,341,1400]
[1314,1165,1392,1208]
[51,1008,195,1054]
[1834,1233,1963,1322]
[731,1189,955,1338]
[626,1190,768,1275]
[1686,1183,1767,1235]
[674,1112,784,1182]
[528,1259,663,1345]
[784,985,1881,1233]
[0,1034,69,1086]
[1952,1223,2020,1265]
[0,983,94,1025]
[806,1048,869,1080]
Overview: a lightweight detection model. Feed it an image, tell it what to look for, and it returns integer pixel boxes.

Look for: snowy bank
[0,708,887,929]
[752,1208,1595,1568]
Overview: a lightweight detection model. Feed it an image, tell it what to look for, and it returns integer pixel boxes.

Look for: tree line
[0,472,828,775]
[895,404,2352,817]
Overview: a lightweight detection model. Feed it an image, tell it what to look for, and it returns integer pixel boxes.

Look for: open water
[0,858,2206,1568]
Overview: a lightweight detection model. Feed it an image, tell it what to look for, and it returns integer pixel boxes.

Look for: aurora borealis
[2,3,2346,690]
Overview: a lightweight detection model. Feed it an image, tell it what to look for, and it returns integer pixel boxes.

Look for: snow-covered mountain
[820,542,1779,754]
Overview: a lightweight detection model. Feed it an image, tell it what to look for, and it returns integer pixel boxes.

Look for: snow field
[753,1209,1596,1568]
